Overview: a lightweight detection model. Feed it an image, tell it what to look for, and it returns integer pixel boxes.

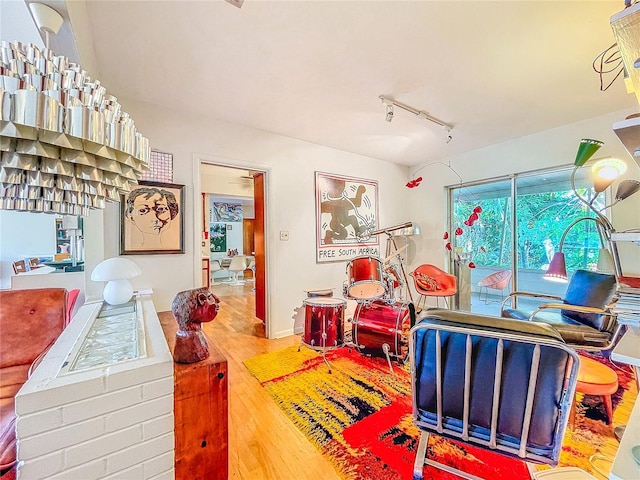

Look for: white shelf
[613,116,640,166]
[611,231,640,243]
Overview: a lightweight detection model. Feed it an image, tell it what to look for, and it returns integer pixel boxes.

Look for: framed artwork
[211,201,243,222]
[210,223,227,253]
[315,171,379,263]
[120,181,185,255]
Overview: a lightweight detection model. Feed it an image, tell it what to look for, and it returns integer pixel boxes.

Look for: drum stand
[298,334,335,373]
[384,233,413,303]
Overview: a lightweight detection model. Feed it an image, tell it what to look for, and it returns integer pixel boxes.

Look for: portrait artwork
[121,181,185,254]
[315,172,379,263]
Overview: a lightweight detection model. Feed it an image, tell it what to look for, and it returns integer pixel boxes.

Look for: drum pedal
[382,343,393,373]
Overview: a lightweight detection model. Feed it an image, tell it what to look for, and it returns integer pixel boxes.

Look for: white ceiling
[14,1,640,168]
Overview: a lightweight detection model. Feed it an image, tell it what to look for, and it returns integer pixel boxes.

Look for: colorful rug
[244,345,636,480]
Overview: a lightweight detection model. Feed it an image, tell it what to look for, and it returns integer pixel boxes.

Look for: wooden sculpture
[171,288,220,363]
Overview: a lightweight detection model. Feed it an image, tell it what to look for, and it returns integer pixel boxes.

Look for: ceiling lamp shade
[574,139,603,166]
[91,257,142,305]
[0,39,150,215]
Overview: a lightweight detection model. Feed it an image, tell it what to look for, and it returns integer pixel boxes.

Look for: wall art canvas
[120,181,185,255]
[211,202,243,222]
[315,172,379,263]
[210,223,227,253]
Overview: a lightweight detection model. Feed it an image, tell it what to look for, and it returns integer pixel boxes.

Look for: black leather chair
[410,309,579,479]
[500,269,620,351]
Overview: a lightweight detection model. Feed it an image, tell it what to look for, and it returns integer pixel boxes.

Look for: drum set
[300,225,418,372]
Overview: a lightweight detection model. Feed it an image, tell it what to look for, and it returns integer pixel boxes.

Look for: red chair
[409,264,457,310]
[477,269,512,304]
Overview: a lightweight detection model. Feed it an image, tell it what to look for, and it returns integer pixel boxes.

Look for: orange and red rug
[244,345,636,479]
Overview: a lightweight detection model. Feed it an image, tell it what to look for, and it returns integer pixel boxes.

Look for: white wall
[0,211,57,289]
[407,107,640,279]
[106,97,410,338]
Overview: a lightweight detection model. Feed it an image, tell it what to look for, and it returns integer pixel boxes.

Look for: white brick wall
[15,297,175,480]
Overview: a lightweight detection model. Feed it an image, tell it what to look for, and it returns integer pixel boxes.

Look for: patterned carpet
[244,345,636,479]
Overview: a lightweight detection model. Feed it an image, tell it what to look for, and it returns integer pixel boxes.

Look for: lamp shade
[591,158,627,193]
[544,252,568,283]
[596,248,615,274]
[91,257,141,305]
[574,139,603,166]
[615,179,640,202]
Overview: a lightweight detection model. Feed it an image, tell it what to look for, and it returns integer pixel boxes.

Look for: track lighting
[379,95,453,140]
[385,104,394,122]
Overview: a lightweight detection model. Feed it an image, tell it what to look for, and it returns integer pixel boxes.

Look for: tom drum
[302,297,346,348]
[344,256,386,301]
[352,300,411,358]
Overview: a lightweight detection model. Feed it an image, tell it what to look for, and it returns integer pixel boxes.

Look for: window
[448,166,605,313]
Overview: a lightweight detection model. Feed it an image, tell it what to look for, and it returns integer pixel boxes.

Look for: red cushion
[0,398,16,471]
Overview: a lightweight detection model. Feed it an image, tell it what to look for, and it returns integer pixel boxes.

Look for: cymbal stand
[384,232,413,303]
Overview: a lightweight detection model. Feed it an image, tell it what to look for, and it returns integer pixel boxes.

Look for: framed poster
[120,181,185,255]
[315,172,379,263]
[210,223,227,253]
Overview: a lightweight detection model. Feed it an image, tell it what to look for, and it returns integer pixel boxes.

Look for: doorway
[196,161,268,331]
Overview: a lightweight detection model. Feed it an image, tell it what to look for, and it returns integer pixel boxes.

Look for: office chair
[409,264,457,310]
[410,309,579,480]
[500,270,620,352]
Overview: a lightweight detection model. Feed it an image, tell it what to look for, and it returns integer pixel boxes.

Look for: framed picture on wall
[315,172,379,263]
[120,181,185,255]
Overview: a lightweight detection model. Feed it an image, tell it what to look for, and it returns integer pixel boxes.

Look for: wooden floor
[164,281,342,480]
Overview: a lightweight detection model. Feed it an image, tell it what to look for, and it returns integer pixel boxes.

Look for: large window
[448,166,605,313]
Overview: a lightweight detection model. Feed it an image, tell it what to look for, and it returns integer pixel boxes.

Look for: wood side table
[160,313,229,480]
[569,355,618,429]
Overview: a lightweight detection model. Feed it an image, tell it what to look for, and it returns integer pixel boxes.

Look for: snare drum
[302,297,346,348]
[352,301,411,358]
[344,256,386,301]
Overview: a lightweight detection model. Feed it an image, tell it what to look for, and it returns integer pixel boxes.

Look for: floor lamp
[545,139,640,281]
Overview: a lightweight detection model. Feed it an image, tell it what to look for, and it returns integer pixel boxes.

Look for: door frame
[191,154,271,337]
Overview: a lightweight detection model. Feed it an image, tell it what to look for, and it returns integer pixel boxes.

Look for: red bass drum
[352,300,411,358]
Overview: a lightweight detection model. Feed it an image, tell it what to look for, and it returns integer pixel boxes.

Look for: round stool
[569,355,619,428]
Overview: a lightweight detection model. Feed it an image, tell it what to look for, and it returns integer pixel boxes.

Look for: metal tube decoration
[0,41,150,215]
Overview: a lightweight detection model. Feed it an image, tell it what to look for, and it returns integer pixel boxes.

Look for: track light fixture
[385,104,394,122]
[379,95,453,135]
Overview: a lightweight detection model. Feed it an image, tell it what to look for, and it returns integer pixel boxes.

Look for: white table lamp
[91,257,142,305]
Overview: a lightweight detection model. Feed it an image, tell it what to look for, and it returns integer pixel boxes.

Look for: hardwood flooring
[163,282,341,480]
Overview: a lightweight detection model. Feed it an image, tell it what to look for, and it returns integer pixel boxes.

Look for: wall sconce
[91,257,142,305]
[0,3,150,216]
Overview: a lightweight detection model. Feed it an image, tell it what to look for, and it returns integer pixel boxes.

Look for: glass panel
[448,166,603,316]
[450,179,513,314]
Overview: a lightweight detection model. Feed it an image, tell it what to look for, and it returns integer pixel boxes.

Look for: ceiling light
[379,95,453,135]
[0,4,149,215]
[385,104,394,122]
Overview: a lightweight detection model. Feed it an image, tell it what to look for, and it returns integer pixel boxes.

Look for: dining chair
[227,256,247,285]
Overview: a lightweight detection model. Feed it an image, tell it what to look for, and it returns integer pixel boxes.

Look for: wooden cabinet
[160,314,228,480]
